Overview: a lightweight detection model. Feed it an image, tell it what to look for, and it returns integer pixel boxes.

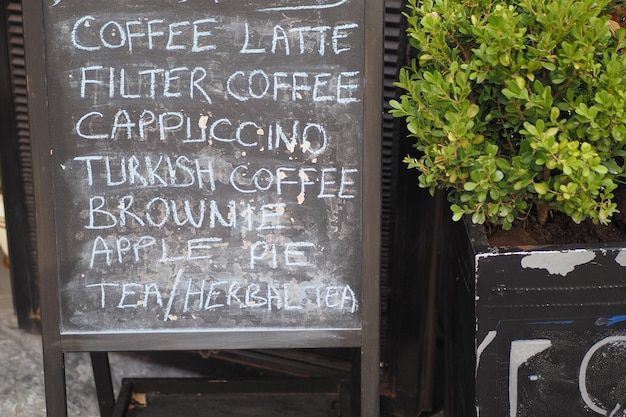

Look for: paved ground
[0,265,355,417]
[0,265,213,416]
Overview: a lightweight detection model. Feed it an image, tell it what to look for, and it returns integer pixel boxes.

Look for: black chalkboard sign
[45,0,365,334]
[23,0,381,415]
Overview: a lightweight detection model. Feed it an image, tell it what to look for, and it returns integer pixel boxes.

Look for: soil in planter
[488,187,626,247]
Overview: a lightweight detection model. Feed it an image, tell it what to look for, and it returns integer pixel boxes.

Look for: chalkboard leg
[42,343,67,416]
[339,378,353,417]
[91,352,116,417]
[349,348,361,416]
[111,379,134,417]
[360,343,380,417]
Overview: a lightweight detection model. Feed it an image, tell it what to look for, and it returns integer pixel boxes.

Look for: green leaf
[464,182,478,191]
[550,107,560,123]
[472,212,486,224]
[450,204,465,222]
[467,104,480,118]
[592,165,608,174]
[545,127,559,138]
[492,170,505,181]
[534,182,549,195]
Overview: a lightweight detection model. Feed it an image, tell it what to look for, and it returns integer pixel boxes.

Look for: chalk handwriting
[89,235,225,267]
[72,16,219,53]
[76,67,359,105]
[70,15,358,57]
[257,0,349,12]
[51,0,364,329]
[84,197,294,230]
[74,155,216,189]
[74,157,357,198]
[239,22,358,56]
[226,70,360,103]
[249,241,316,269]
[79,65,212,103]
[74,112,337,145]
[87,277,358,316]
[59,0,350,11]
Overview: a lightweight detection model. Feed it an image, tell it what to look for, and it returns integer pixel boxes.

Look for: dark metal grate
[2,0,40,329]
[8,1,36,248]
[380,0,404,362]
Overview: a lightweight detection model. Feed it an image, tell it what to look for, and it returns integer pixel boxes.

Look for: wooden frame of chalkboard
[23,0,381,415]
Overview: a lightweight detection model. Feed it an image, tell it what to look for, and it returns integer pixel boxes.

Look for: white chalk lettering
[204,280,227,310]
[85,196,242,230]
[339,168,358,198]
[67,2,363,329]
[226,70,359,103]
[267,283,282,311]
[143,283,163,308]
[229,165,358,199]
[239,21,358,56]
[89,235,224,268]
[240,22,266,54]
[72,16,218,53]
[88,279,359,314]
[210,118,327,154]
[246,283,267,308]
[249,240,315,269]
[285,242,316,266]
[83,197,300,240]
[76,112,330,151]
[332,23,358,54]
[257,0,348,12]
[74,155,215,190]
[86,282,119,308]
[118,283,143,308]
[337,71,360,104]
[75,111,109,140]
[78,65,212,103]
[183,278,206,313]
[163,269,184,321]
[257,203,287,230]
[250,241,278,269]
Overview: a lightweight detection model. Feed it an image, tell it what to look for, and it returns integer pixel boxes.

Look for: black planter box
[443,216,626,417]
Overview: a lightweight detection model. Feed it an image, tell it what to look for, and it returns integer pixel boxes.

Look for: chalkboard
[41,0,367,334]
[470,246,626,417]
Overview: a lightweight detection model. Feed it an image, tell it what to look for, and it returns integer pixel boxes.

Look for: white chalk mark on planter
[579,336,626,416]
[614,250,626,267]
[476,330,497,375]
[509,339,552,417]
[520,251,596,276]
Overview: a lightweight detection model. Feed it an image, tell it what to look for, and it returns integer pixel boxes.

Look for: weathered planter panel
[445,218,626,417]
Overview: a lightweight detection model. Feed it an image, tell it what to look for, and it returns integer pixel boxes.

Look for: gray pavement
[0,265,353,417]
[0,263,210,416]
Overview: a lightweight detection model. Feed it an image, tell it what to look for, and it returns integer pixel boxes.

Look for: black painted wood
[91,352,115,417]
[22,2,68,416]
[114,378,346,417]
[444,215,626,417]
[61,329,362,352]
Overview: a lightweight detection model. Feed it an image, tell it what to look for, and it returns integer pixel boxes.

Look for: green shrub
[390,0,626,230]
